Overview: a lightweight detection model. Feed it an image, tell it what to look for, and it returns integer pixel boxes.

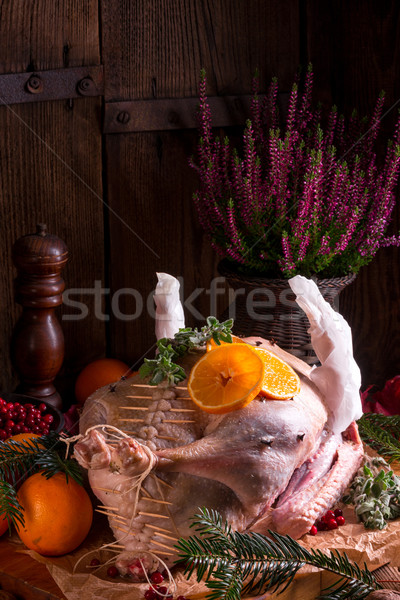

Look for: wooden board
[0,99,106,404]
[0,537,66,600]
[0,0,105,404]
[102,0,301,366]
[305,0,400,386]
[101,0,300,101]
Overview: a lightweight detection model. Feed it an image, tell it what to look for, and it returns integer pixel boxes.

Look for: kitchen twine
[64,426,176,597]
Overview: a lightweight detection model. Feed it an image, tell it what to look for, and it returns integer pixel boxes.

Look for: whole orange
[75,358,132,405]
[15,471,93,556]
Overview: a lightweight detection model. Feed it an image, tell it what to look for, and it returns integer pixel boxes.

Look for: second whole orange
[75,358,132,405]
[15,471,93,556]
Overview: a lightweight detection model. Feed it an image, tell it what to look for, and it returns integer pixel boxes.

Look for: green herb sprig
[139,316,234,385]
[0,433,83,530]
[342,456,400,529]
[175,508,380,600]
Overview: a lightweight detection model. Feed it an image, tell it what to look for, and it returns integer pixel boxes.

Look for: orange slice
[206,334,243,352]
[188,343,265,414]
[254,347,301,400]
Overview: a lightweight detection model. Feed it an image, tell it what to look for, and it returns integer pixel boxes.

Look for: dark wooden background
[0,0,399,408]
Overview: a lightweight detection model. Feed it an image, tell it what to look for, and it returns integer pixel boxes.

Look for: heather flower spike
[190,66,400,278]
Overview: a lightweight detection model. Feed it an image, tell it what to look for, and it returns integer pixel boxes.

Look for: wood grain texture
[0,537,66,599]
[105,130,223,366]
[0,98,105,405]
[0,0,103,406]
[101,0,300,101]
[102,0,301,365]
[306,0,400,386]
[0,0,99,73]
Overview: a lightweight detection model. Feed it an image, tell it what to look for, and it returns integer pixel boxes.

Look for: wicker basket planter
[217,259,356,365]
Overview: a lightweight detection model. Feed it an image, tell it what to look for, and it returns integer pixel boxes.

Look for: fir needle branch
[0,433,86,528]
[175,508,380,600]
[357,413,400,463]
[0,479,24,529]
[0,435,84,487]
[36,453,84,485]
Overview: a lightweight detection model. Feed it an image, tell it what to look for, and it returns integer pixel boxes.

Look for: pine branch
[0,480,24,530]
[0,433,85,528]
[0,435,83,486]
[175,508,380,600]
[357,413,400,463]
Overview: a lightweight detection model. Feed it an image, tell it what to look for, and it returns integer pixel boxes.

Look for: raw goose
[74,337,363,578]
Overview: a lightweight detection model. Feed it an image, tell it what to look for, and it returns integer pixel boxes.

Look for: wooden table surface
[1,536,400,600]
[0,537,66,600]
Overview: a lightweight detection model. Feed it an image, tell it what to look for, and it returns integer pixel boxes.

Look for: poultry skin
[75,337,363,578]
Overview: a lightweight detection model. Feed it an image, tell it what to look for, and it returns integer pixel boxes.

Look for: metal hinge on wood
[0,65,104,105]
[103,92,289,133]
[103,95,255,133]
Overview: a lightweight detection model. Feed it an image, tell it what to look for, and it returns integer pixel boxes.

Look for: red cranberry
[326,518,338,530]
[0,429,6,440]
[43,414,54,424]
[334,508,343,518]
[316,519,327,531]
[5,420,15,429]
[323,510,336,522]
[157,587,168,596]
[6,403,14,411]
[309,525,318,536]
[90,558,100,566]
[38,403,47,413]
[144,590,157,600]
[150,571,164,584]
[336,515,346,526]
[107,565,119,578]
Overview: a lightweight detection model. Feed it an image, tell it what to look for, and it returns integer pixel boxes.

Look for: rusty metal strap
[0,65,103,105]
[103,95,256,133]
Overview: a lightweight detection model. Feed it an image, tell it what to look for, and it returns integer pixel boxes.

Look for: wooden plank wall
[101,0,301,370]
[306,1,400,386]
[0,1,105,403]
[0,0,399,408]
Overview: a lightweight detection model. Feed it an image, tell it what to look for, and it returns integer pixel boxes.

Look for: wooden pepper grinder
[11,224,68,410]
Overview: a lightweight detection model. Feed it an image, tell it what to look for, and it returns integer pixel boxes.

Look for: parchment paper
[154,273,185,340]
[289,275,363,434]
[20,481,400,600]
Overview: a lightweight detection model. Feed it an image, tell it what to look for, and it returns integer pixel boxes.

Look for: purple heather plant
[190,65,400,278]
